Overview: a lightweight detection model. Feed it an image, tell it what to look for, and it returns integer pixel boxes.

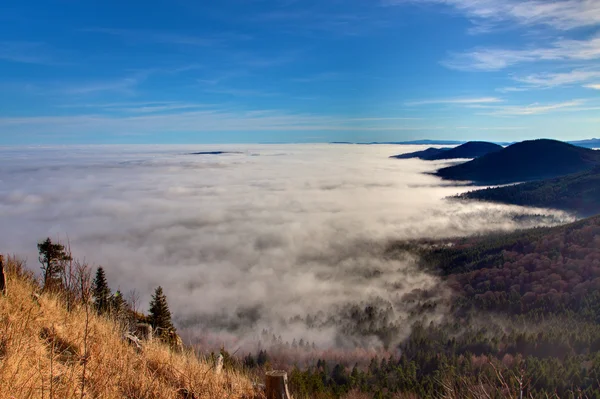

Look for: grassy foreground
[0,256,256,399]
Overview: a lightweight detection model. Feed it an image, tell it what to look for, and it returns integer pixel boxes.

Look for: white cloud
[405,97,502,106]
[477,99,587,115]
[584,83,600,89]
[0,145,571,349]
[443,34,600,71]
[513,69,600,88]
[386,0,600,31]
[496,87,531,93]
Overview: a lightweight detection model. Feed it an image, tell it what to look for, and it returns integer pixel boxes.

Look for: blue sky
[0,0,599,144]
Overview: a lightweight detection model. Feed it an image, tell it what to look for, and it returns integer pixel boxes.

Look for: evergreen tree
[149,286,174,335]
[257,349,268,367]
[38,237,72,290]
[92,267,111,314]
[110,290,127,320]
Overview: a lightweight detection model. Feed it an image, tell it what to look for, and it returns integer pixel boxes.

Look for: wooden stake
[215,354,224,375]
[265,370,292,399]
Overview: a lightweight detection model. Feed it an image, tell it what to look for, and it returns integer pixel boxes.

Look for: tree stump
[135,323,153,341]
[0,255,6,296]
[265,370,292,399]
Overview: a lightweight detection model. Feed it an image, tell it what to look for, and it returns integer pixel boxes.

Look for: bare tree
[74,261,92,305]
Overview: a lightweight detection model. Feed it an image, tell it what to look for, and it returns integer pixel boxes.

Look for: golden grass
[0,258,257,399]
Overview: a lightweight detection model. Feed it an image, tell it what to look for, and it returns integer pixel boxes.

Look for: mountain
[391,141,502,160]
[456,166,600,217]
[434,139,600,184]
[426,141,502,160]
[390,139,464,145]
[330,140,465,145]
[390,147,450,159]
[569,138,600,149]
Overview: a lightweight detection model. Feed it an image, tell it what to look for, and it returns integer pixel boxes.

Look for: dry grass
[0,256,258,399]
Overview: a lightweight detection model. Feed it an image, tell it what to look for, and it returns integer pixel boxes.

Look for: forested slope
[283,216,600,398]
[457,167,600,217]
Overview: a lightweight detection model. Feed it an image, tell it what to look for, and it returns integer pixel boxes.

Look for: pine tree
[149,286,174,335]
[93,267,111,314]
[38,237,72,291]
[111,290,127,319]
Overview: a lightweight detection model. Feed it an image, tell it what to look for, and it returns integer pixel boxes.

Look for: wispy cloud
[0,41,59,65]
[292,72,343,83]
[512,69,600,88]
[476,99,588,116]
[233,51,299,69]
[496,87,531,93]
[59,101,219,114]
[345,117,421,121]
[454,126,525,130]
[584,83,600,90]
[167,64,204,74]
[84,28,251,47]
[63,71,153,95]
[443,34,600,71]
[385,0,600,31]
[204,88,280,97]
[196,70,249,86]
[250,8,390,37]
[0,108,442,137]
[405,97,502,106]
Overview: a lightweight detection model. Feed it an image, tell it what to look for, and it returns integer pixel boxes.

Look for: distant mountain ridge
[568,138,600,149]
[331,138,599,148]
[434,139,600,185]
[330,140,465,145]
[391,141,502,160]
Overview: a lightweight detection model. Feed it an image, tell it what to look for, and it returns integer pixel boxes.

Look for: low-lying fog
[0,144,573,350]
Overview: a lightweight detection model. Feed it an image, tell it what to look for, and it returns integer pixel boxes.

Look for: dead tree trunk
[0,255,6,296]
[265,370,292,399]
[215,354,223,375]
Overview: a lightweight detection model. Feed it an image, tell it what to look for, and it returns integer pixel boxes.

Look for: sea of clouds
[0,144,574,350]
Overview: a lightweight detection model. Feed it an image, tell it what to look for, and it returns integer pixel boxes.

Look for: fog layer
[0,144,573,349]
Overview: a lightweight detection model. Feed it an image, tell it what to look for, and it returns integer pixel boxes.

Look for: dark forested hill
[456,167,600,217]
[435,139,600,184]
[391,141,502,160]
[390,147,449,159]
[428,141,502,160]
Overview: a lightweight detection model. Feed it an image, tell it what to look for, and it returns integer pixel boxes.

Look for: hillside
[0,258,255,399]
[410,214,600,317]
[292,215,600,397]
[435,139,600,184]
[390,146,449,159]
[428,141,502,160]
[391,141,502,161]
[457,166,600,217]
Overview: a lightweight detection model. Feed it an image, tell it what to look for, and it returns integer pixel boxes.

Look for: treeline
[456,166,600,217]
[36,237,177,342]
